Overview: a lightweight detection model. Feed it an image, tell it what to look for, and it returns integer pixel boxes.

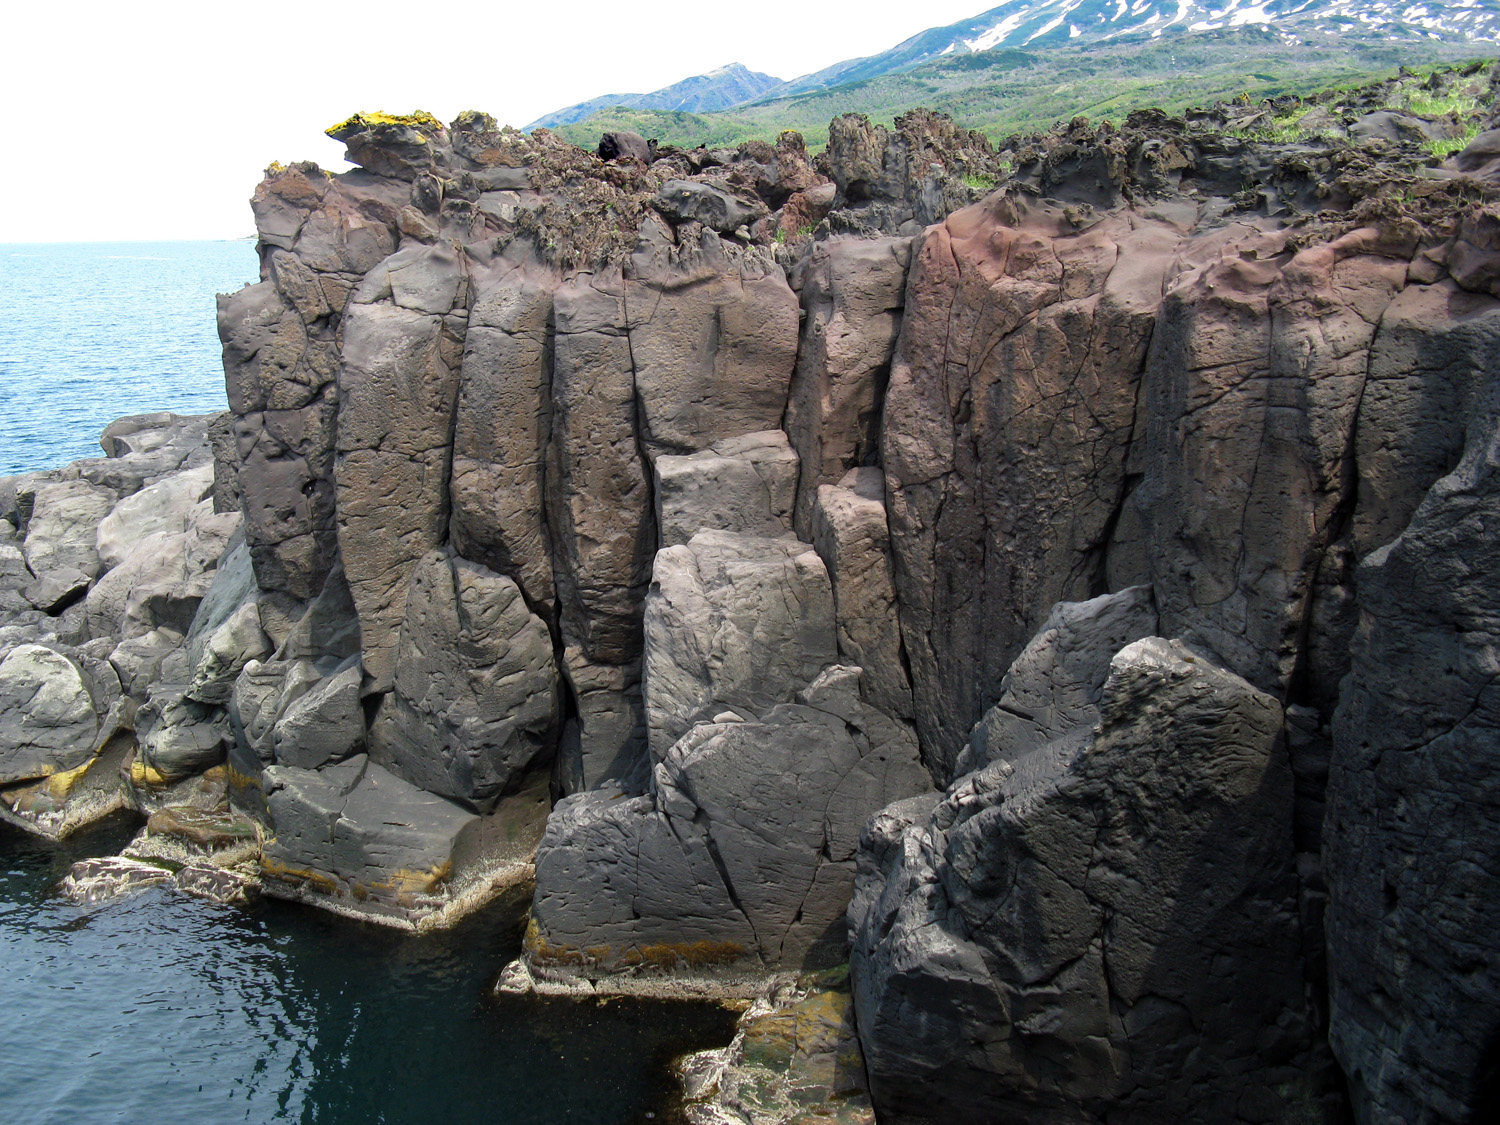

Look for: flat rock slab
[261,755,481,922]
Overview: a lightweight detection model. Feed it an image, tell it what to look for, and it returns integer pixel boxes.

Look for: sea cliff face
[2,64,1499,1125]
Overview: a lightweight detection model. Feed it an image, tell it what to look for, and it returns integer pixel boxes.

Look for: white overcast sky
[0,0,991,243]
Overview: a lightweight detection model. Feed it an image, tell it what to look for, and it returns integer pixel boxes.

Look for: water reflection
[0,816,737,1124]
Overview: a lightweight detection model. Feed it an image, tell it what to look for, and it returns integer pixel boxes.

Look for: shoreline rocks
[6,60,1500,1123]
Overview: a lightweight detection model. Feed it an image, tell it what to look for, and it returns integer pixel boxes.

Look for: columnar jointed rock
[643,530,837,756]
[448,253,558,609]
[530,667,930,975]
[21,79,1497,1119]
[851,636,1315,1124]
[653,430,798,548]
[336,242,471,692]
[882,197,1173,778]
[786,236,911,536]
[545,267,653,665]
[1324,381,1500,1125]
[370,551,558,812]
[809,468,914,725]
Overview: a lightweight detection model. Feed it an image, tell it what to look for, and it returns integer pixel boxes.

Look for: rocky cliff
[2,62,1499,1125]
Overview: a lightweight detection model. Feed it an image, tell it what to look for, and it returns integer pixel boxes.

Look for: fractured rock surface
[370,550,558,811]
[1325,377,1500,1125]
[10,70,1500,1121]
[532,667,930,972]
[851,635,1313,1123]
[643,530,836,756]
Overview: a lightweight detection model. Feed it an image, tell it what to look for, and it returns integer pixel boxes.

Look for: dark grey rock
[653,179,767,233]
[556,648,647,795]
[370,551,557,811]
[530,665,931,972]
[959,585,1157,774]
[1325,383,1500,1125]
[272,661,364,770]
[260,755,484,920]
[852,637,1315,1124]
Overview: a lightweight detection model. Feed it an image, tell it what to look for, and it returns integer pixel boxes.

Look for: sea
[0,242,738,1123]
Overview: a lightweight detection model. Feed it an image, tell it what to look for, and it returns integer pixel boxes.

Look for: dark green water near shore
[0,815,738,1124]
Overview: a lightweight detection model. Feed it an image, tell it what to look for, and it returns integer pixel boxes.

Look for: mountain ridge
[525,62,782,131]
[528,0,1500,143]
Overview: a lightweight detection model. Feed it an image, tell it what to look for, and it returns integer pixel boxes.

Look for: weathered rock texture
[7,63,1500,1123]
[852,635,1314,1123]
[531,666,929,974]
[1324,373,1500,1124]
[678,967,876,1125]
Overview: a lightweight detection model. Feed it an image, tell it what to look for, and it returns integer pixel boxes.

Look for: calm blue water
[0,243,738,1123]
[0,817,735,1124]
[0,241,255,476]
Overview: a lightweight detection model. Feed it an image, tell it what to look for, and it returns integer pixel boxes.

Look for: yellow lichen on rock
[325,111,443,141]
[42,756,98,800]
[128,760,169,788]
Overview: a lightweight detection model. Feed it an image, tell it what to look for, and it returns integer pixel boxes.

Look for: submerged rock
[678,966,875,1125]
[60,856,175,903]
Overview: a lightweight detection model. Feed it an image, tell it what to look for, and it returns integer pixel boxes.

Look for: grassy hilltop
[547,27,1485,150]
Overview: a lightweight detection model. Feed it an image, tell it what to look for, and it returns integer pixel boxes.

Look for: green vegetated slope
[548,27,1484,150]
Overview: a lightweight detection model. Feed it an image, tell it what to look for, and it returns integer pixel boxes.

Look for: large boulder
[370,551,558,811]
[851,637,1315,1124]
[226,563,363,783]
[960,584,1158,774]
[95,464,215,572]
[530,666,931,973]
[652,179,767,234]
[23,480,117,579]
[261,755,477,922]
[0,644,100,784]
